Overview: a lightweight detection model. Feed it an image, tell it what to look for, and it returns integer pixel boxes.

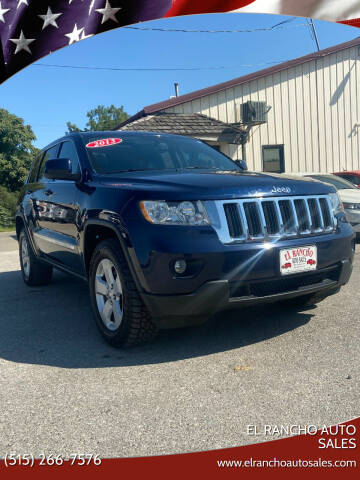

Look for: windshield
[306,175,357,190]
[83,134,240,174]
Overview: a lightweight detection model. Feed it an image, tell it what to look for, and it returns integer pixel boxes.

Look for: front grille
[243,202,262,237]
[229,265,340,298]
[262,201,279,234]
[224,203,243,238]
[294,199,310,232]
[211,195,335,244]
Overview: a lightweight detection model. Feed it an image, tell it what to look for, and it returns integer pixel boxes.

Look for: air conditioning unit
[241,101,268,124]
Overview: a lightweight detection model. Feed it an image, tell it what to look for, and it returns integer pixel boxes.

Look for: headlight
[140,200,210,225]
[329,192,344,215]
[342,202,360,210]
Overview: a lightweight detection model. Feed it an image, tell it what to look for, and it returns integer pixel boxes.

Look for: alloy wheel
[95,258,123,331]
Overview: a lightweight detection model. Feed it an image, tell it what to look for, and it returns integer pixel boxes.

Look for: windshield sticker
[86,138,122,148]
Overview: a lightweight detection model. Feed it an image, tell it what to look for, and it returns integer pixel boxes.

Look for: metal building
[117,37,360,174]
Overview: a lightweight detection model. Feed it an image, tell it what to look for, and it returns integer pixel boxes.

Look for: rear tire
[19,229,53,286]
[89,238,158,347]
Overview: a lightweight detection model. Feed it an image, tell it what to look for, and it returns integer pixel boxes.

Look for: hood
[337,188,360,203]
[94,170,335,200]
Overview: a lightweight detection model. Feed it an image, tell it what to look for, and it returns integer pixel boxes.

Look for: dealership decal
[86,138,123,148]
[280,245,317,275]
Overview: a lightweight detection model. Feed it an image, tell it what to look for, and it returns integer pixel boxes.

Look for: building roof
[117,36,360,129]
[119,112,242,136]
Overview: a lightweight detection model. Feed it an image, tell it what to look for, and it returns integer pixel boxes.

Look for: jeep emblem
[271,186,292,194]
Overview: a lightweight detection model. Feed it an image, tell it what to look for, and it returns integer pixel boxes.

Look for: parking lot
[0,231,358,457]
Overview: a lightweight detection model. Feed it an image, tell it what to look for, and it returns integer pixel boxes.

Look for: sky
[0,12,359,148]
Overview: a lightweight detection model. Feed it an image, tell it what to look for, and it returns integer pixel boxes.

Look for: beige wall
[164,45,360,173]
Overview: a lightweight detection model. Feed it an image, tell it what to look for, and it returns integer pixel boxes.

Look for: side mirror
[235,159,248,171]
[45,158,81,182]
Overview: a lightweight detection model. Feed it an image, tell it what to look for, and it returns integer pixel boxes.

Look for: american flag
[166,0,360,23]
[1,0,360,85]
[0,0,172,83]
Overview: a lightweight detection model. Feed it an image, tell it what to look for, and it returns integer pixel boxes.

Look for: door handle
[44,189,53,196]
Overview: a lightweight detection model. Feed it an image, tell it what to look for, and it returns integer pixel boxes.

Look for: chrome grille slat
[208,195,335,245]
[289,200,300,234]
[274,201,284,236]
[303,199,313,232]
[237,203,250,240]
[256,199,268,237]
[316,198,325,230]
[307,198,322,232]
[294,199,311,234]
[320,197,333,232]
[278,199,297,236]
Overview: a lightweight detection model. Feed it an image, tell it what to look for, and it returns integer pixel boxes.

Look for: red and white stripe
[166,0,360,27]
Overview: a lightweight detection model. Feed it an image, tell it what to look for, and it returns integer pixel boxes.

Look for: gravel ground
[0,231,358,458]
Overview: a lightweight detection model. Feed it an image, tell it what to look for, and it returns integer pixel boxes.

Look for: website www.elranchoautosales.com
[217,458,357,469]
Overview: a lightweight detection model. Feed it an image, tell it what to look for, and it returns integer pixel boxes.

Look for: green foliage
[0,108,39,192]
[0,186,17,227]
[66,104,129,133]
[0,206,14,228]
[66,121,82,133]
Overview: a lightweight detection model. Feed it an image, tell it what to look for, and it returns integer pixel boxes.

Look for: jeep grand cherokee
[16,131,355,346]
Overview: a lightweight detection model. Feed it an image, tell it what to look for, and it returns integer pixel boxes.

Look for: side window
[341,174,353,183]
[346,175,360,185]
[59,141,80,174]
[262,145,285,173]
[37,144,60,182]
[27,152,44,184]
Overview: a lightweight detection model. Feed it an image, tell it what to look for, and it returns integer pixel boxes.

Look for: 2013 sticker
[86,138,122,148]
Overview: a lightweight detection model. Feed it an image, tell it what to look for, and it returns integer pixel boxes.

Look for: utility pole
[309,19,320,52]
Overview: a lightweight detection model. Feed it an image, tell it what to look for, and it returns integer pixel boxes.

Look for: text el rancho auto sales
[283,247,315,262]
[247,424,357,449]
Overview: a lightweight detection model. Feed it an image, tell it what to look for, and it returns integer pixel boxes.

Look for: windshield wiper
[183,166,222,170]
[107,169,149,173]
[182,166,238,171]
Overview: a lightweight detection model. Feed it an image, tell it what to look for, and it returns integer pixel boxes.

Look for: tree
[66,121,82,133]
[0,109,39,192]
[0,185,18,227]
[66,104,129,133]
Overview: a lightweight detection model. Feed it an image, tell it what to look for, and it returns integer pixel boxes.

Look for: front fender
[80,215,150,293]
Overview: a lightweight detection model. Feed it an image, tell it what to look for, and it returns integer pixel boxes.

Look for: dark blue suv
[16,131,355,346]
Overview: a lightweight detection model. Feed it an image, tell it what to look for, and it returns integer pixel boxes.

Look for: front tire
[19,229,53,286]
[89,238,158,347]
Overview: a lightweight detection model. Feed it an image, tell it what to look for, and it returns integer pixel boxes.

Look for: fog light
[174,259,187,274]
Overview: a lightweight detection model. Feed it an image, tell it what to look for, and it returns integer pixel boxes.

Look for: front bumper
[125,216,355,328]
[142,259,352,328]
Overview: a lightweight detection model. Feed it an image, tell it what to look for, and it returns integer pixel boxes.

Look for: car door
[30,141,83,273]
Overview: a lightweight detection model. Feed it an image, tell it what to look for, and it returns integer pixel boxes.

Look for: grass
[0,225,15,233]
